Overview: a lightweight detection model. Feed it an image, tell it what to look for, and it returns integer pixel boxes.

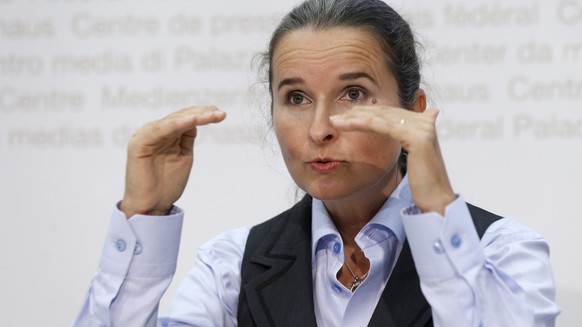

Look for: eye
[287,92,310,106]
[340,88,366,102]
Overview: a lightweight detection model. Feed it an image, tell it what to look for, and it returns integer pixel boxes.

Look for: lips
[308,158,342,173]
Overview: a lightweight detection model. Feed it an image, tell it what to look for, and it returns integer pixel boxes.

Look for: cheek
[353,134,401,167]
[273,113,299,163]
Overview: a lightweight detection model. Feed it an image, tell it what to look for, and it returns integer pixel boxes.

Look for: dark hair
[262,0,422,174]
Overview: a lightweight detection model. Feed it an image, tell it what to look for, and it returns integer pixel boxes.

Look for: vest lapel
[368,240,432,327]
[240,196,318,327]
[239,198,501,326]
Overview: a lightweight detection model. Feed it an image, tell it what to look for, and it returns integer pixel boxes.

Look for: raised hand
[330,105,455,215]
[120,106,226,218]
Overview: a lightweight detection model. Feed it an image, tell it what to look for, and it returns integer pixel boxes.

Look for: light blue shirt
[73,177,559,326]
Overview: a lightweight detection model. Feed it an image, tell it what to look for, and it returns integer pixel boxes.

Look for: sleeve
[401,196,560,327]
[72,204,183,327]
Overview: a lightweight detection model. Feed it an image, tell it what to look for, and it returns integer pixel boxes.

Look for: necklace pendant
[349,276,362,292]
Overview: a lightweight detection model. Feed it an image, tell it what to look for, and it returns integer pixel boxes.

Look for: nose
[309,101,338,145]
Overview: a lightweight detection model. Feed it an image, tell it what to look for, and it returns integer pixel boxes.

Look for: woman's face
[272,27,403,202]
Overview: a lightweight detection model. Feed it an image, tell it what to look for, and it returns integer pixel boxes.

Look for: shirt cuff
[98,203,184,278]
[401,196,484,283]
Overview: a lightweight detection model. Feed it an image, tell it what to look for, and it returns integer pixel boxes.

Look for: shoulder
[198,226,252,265]
[247,195,313,244]
[465,203,546,249]
[197,196,313,262]
[197,195,313,263]
[465,203,503,238]
[482,217,545,249]
[466,206,551,265]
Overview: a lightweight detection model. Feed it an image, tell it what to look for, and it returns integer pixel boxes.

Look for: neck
[327,167,401,291]
[324,167,402,242]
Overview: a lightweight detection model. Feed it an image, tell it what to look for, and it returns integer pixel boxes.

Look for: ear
[412,89,426,113]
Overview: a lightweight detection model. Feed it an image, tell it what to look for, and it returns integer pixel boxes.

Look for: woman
[74,0,559,326]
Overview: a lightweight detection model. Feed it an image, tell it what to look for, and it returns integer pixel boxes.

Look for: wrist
[119,199,172,219]
[417,192,457,216]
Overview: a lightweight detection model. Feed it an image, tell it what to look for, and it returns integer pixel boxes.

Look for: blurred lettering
[0,88,84,113]
[444,3,538,27]
[508,76,582,101]
[71,13,159,38]
[513,114,582,139]
[557,0,582,25]
[0,19,54,39]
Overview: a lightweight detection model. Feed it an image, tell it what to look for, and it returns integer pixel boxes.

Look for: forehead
[272,27,388,81]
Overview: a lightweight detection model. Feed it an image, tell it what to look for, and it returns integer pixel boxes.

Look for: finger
[173,108,222,153]
[329,106,409,135]
[170,106,227,132]
[423,107,439,121]
[137,106,227,144]
[179,129,197,155]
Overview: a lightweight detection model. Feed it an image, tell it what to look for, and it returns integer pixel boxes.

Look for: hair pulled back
[263,0,421,109]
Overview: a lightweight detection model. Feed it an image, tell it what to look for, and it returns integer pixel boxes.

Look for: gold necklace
[344,260,368,292]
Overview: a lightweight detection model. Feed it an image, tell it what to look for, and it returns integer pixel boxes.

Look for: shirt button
[433,240,444,254]
[333,242,341,254]
[451,235,462,248]
[332,284,342,293]
[133,242,142,255]
[115,239,127,252]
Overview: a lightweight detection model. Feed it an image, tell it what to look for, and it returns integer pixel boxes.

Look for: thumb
[423,107,440,121]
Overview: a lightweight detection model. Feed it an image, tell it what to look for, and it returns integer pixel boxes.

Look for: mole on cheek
[371,98,377,104]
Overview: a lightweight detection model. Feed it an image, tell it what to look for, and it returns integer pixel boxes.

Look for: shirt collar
[311,175,413,259]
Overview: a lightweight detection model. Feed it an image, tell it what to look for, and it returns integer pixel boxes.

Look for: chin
[303,185,351,201]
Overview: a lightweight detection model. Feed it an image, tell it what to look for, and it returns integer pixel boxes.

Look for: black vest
[237,196,501,326]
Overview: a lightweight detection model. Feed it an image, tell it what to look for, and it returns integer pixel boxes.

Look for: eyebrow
[277,77,304,91]
[276,72,376,91]
[339,71,377,84]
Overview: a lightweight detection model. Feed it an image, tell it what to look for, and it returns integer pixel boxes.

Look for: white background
[0,0,580,325]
